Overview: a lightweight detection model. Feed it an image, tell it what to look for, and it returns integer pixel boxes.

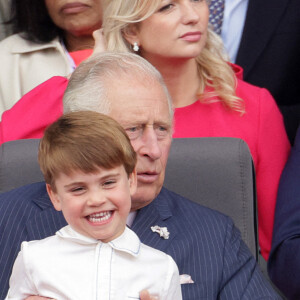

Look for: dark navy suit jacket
[236,0,300,143]
[268,127,300,299]
[0,184,280,299]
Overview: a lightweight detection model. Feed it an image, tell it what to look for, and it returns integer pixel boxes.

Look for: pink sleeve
[256,88,291,260]
[0,77,67,145]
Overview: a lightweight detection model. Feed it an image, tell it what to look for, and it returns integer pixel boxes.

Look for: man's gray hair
[63,52,173,118]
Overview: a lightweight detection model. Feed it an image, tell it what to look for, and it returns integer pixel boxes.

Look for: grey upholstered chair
[0,137,258,259]
[164,137,258,259]
[0,139,43,193]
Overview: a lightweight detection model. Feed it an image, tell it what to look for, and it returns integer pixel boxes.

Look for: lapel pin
[179,274,194,284]
[151,225,170,239]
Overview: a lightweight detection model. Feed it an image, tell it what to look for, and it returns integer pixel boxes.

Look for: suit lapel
[131,188,179,252]
[236,0,290,78]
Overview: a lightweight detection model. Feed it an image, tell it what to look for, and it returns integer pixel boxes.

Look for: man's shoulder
[160,188,231,226]
[0,181,49,209]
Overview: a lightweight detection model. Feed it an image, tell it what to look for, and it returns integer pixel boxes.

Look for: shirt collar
[11,35,62,54]
[126,211,137,227]
[56,225,141,257]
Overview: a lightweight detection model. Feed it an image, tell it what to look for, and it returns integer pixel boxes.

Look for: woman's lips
[61,2,89,14]
[180,31,202,42]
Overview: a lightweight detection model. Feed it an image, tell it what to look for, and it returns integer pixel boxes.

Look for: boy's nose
[87,192,106,206]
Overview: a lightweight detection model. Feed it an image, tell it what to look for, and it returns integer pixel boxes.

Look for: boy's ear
[46,184,62,211]
[129,168,137,196]
[123,25,140,47]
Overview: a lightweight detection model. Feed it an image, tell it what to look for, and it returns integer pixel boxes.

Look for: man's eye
[155,126,169,137]
[128,127,138,132]
[159,126,167,131]
[126,126,142,139]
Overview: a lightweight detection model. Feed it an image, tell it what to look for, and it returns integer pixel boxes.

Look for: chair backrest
[164,137,258,259]
[0,139,43,193]
[0,137,258,258]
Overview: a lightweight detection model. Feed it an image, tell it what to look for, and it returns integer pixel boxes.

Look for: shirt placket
[95,243,114,300]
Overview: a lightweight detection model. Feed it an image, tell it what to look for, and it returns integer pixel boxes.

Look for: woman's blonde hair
[102,0,245,113]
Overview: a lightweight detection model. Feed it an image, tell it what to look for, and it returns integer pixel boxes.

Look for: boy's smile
[86,210,113,224]
[47,165,137,242]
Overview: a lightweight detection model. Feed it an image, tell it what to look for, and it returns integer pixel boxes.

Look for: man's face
[108,76,172,211]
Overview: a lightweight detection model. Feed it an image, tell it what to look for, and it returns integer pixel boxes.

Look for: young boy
[6,111,182,300]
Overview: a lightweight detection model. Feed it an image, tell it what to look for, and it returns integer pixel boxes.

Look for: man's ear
[123,24,140,47]
[46,184,62,211]
[129,168,137,196]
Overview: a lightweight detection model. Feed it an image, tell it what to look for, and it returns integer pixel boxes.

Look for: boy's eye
[70,186,85,194]
[103,180,116,188]
[104,180,114,185]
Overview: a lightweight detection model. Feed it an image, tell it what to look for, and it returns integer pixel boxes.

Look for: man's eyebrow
[120,119,172,129]
[154,120,172,128]
[119,120,145,127]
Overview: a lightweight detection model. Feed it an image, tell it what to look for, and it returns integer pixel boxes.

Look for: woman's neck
[64,32,95,52]
[147,57,201,108]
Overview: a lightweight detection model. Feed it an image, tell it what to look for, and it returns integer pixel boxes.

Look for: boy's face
[47,165,137,242]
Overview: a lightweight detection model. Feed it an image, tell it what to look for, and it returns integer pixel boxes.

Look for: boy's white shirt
[6,226,182,300]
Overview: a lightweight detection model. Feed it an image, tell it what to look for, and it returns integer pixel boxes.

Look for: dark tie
[209,0,225,35]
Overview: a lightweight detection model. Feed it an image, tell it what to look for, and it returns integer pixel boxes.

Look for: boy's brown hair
[38,111,136,191]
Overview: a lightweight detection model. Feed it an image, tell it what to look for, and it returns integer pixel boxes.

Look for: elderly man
[0,53,280,299]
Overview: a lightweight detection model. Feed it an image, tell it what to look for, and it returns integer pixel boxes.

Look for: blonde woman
[102,0,290,261]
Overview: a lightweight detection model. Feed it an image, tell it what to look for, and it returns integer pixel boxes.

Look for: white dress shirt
[6,226,182,300]
[221,0,249,62]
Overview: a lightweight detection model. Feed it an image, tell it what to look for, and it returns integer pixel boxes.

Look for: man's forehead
[110,104,172,125]
[109,87,171,115]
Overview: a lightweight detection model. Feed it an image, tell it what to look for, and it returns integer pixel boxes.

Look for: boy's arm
[162,255,182,300]
[6,244,38,299]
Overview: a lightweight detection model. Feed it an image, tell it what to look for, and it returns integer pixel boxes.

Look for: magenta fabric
[0,76,67,143]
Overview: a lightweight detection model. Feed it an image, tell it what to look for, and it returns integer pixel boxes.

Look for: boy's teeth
[88,211,112,223]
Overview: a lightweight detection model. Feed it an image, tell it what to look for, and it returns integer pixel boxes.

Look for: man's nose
[140,127,162,160]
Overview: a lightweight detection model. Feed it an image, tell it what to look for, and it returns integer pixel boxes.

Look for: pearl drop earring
[133,42,139,52]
